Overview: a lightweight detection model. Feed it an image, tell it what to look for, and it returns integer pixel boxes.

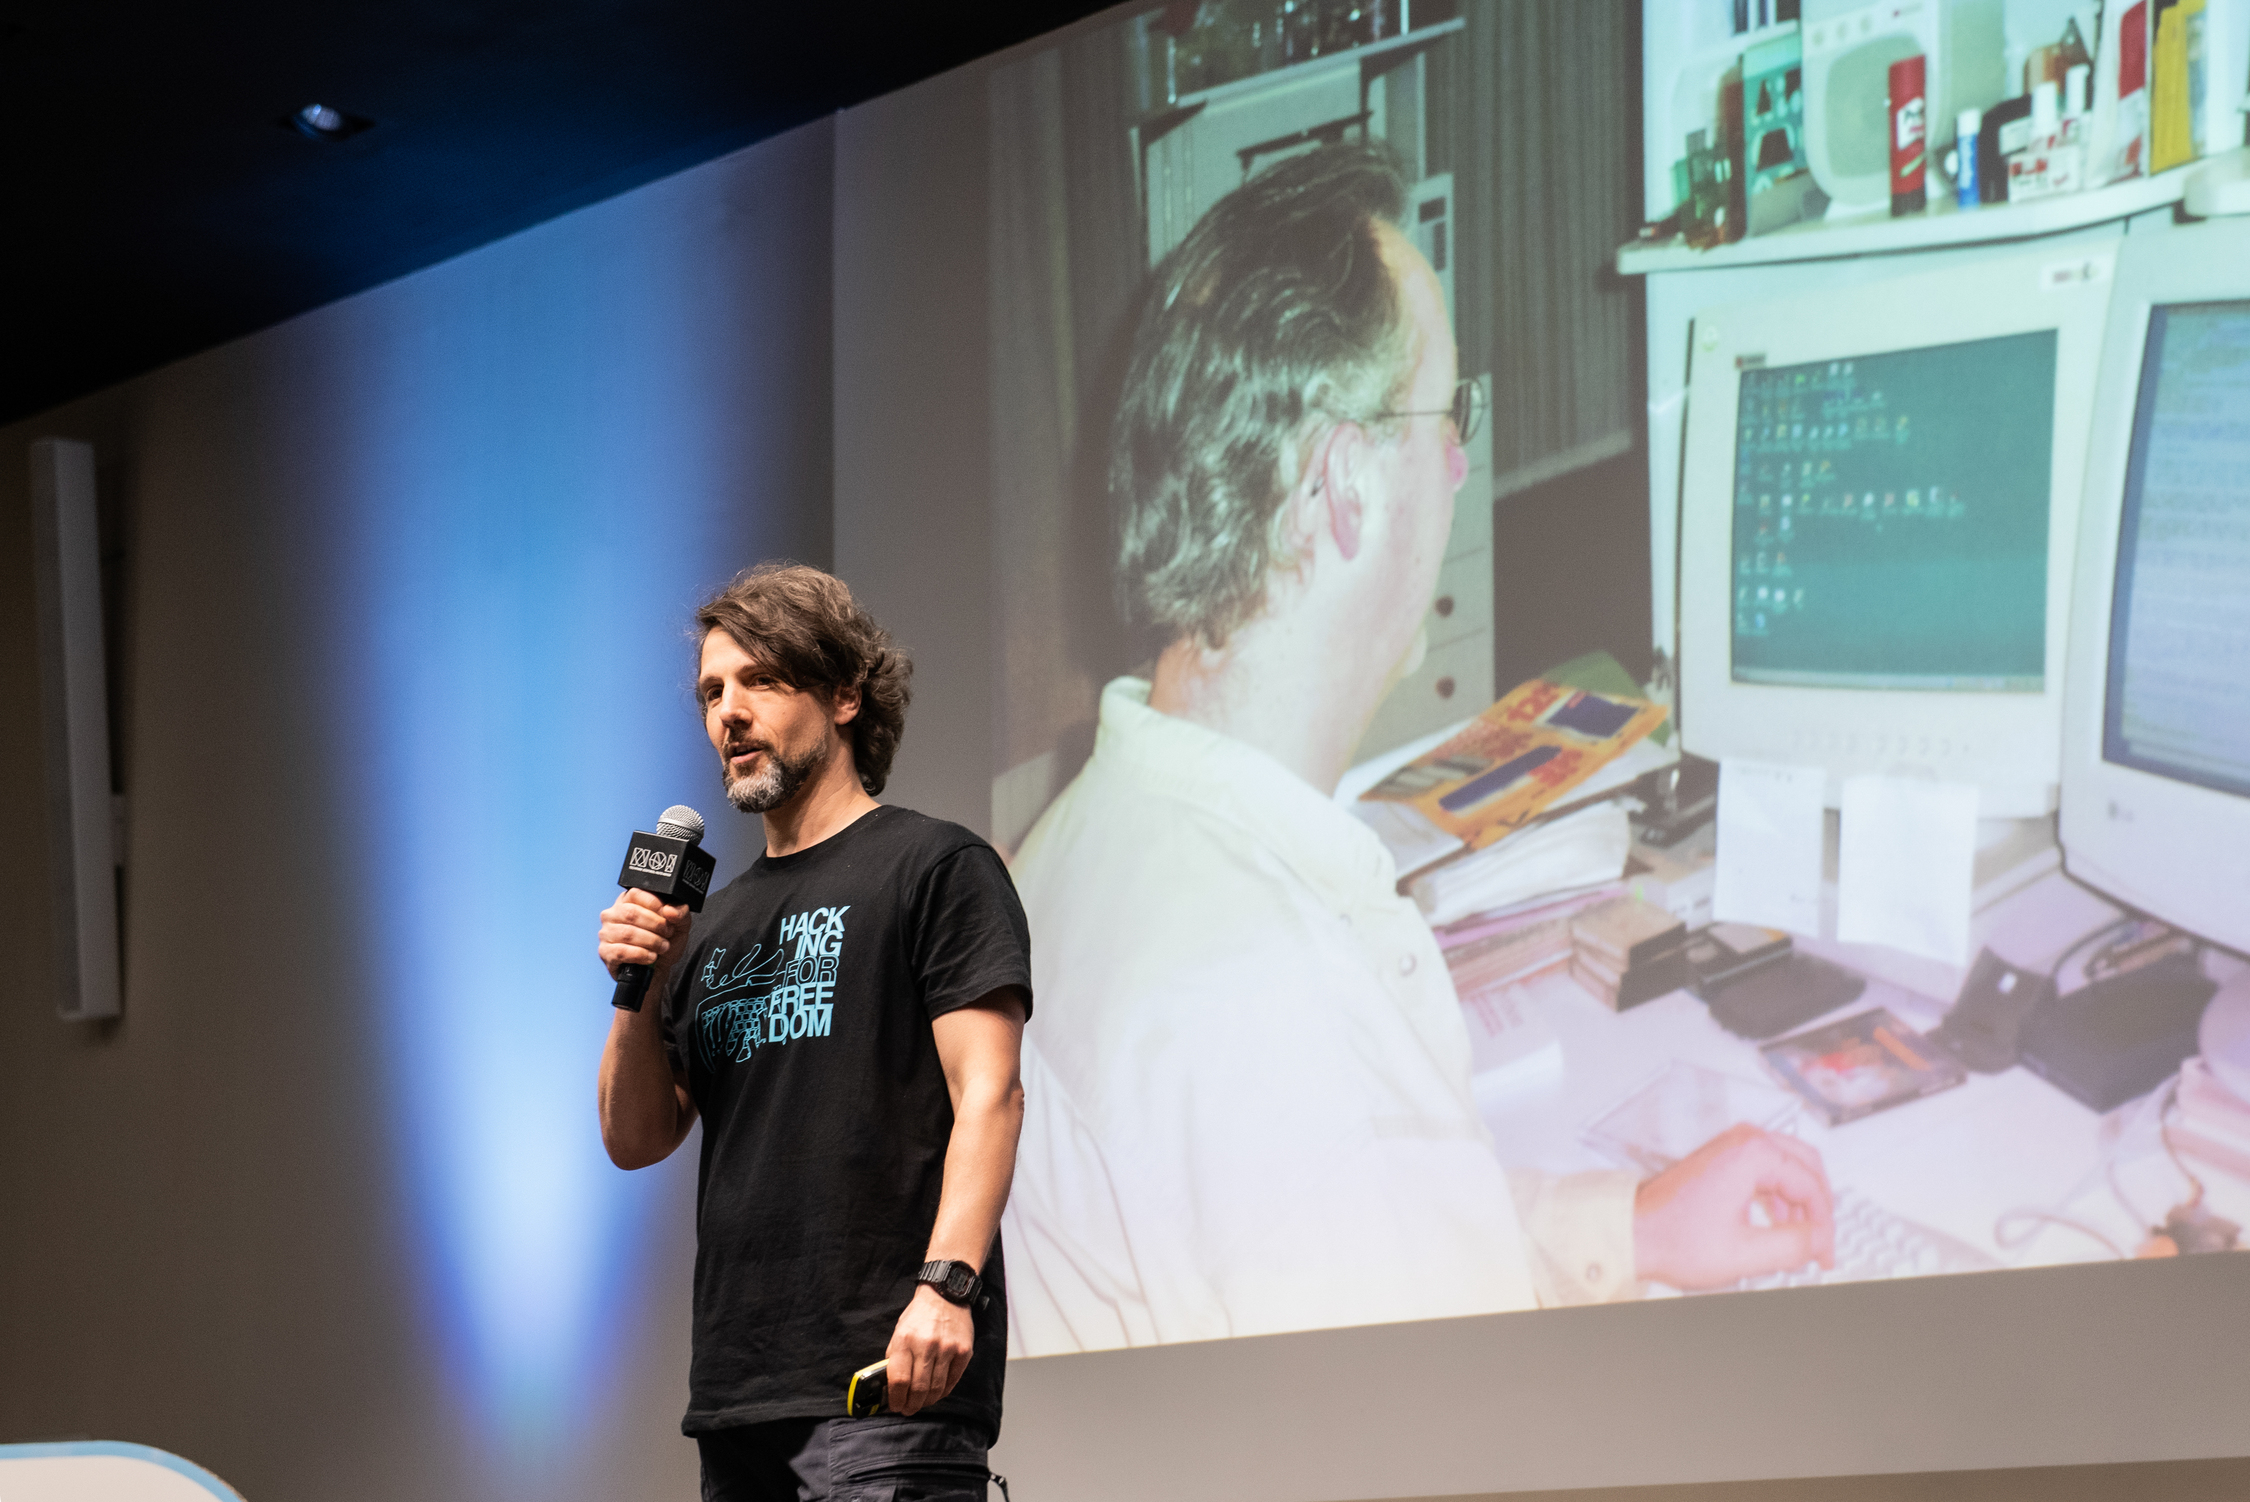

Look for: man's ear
[1312,421,1368,562]
[831,681,864,727]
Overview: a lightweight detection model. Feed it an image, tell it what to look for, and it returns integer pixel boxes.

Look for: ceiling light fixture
[288,102,373,142]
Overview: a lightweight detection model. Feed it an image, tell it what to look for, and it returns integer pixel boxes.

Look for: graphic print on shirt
[695,905,850,1066]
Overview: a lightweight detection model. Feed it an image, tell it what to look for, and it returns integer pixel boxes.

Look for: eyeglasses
[1379,376,1486,444]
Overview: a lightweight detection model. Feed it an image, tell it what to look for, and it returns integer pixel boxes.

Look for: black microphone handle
[612,961,655,1013]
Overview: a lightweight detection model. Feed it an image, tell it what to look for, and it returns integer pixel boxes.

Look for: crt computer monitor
[2059,216,2250,955]
[1675,242,2118,818]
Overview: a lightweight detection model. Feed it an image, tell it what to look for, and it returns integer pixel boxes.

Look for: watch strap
[915,1258,984,1308]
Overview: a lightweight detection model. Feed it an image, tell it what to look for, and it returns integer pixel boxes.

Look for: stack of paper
[1407,801,1633,928]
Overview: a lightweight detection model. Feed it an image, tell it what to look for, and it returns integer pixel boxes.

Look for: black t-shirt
[659,804,1031,1438]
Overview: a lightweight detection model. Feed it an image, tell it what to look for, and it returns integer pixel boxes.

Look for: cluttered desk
[1339,211,2250,1290]
[1348,705,2250,1290]
[1468,849,2250,1285]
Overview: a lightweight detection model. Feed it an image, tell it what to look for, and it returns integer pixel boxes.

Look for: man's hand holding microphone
[598,889,694,998]
[601,806,715,1010]
[596,806,713,1169]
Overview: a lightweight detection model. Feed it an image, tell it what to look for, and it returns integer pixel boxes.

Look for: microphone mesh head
[655,805,706,845]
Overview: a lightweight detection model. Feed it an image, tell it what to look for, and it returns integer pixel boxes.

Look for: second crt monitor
[1675,243,2118,818]
[2060,216,2250,956]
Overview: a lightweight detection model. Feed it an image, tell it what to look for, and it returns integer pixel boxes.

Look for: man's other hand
[597,888,691,983]
[1631,1123,1836,1289]
[883,1284,974,1415]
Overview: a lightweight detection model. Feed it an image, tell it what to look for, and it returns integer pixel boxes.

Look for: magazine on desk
[1360,672,1669,851]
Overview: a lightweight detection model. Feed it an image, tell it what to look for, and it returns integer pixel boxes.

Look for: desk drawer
[1356,628,1494,761]
[1427,546,1492,650]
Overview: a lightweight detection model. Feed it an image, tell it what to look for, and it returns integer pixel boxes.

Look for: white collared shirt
[1004,678,1637,1357]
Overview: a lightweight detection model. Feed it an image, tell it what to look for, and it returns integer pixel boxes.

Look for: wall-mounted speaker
[29,437,122,1022]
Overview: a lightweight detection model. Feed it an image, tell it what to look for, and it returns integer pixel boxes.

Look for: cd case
[1761,1007,1968,1125]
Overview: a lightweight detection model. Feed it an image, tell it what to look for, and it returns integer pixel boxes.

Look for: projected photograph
[975,2,2250,1357]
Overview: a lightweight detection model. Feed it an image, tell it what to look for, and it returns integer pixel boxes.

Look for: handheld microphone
[611,804,716,1012]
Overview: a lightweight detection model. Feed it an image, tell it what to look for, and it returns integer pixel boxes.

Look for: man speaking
[596,563,1030,1501]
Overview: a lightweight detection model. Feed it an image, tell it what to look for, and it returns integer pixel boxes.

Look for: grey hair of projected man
[1113,144,1834,1295]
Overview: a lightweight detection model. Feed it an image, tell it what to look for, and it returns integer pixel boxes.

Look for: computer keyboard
[1732,1187,2000,1291]
[1575,1062,2006,1291]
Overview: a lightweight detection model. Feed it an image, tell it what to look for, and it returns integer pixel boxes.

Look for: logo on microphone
[681,860,710,896]
[628,846,680,877]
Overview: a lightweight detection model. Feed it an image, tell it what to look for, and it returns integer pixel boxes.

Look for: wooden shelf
[1616,165,2193,276]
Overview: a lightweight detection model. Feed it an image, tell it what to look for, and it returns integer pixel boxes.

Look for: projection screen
[834,4,2250,1496]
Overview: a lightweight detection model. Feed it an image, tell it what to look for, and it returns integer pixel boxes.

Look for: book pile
[1567,895,1690,1011]
[2173,1057,2250,1185]
[1438,884,1624,998]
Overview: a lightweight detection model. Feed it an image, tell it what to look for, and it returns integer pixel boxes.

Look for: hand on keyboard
[1632,1123,1838,1289]
[1730,1188,2000,1291]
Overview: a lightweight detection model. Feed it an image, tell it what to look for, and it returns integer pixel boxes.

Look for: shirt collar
[1089,676,1400,913]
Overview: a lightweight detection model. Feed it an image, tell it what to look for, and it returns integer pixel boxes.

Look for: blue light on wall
[329,171,796,1449]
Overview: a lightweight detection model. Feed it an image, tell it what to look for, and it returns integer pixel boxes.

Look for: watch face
[946,1267,975,1299]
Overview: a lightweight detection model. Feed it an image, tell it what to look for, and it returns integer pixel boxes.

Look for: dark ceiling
[0,0,1121,424]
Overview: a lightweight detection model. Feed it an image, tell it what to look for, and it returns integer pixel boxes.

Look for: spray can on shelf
[1890,54,1929,215]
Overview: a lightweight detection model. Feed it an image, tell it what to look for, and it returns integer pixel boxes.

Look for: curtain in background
[988,26,1142,847]
[1440,0,1642,497]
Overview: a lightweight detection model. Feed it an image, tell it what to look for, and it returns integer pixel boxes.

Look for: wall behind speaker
[28,436,120,1021]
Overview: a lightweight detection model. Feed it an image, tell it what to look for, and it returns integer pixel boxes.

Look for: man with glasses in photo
[1002,144,1836,1355]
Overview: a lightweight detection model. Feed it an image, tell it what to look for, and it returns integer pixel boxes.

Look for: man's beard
[722,739,826,814]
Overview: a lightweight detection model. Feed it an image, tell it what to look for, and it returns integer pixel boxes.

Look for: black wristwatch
[915,1259,984,1308]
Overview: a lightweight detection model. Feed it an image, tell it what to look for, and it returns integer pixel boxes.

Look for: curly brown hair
[692,562,913,796]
